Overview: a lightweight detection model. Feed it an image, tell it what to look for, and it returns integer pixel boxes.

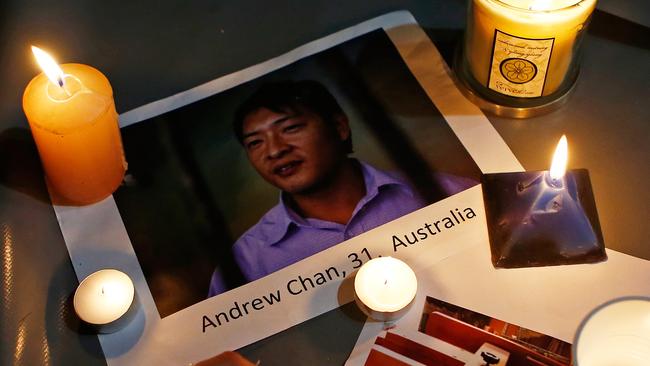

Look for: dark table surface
[1,1,648,365]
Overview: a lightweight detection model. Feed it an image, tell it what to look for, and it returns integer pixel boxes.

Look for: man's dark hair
[233,80,353,153]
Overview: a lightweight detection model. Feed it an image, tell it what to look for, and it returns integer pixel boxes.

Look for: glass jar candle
[458,0,596,117]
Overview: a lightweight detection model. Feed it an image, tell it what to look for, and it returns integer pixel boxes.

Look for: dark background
[0,1,648,365]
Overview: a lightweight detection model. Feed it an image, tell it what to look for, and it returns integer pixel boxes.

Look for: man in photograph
[209,80,474,293]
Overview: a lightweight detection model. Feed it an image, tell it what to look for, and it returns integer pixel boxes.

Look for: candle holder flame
[482,169,606,268]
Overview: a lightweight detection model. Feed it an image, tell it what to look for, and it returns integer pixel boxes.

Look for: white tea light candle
[574,297,650,366]
[73,269,137,333]
[354,257,417,323]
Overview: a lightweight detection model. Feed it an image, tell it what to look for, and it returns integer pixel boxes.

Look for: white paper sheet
[345,235,650,365]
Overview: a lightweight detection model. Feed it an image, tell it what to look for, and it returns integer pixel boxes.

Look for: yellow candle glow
[549,134,568,180]
[354,257,418,322]
[465,0,596,98]
[23,47,126,205]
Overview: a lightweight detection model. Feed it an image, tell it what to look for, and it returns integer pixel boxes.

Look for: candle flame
[529,0,552,11]
[549,135,568,180]
[31,46,65,88]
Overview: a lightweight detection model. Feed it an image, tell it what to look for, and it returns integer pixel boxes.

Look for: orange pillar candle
[22,47,126,205]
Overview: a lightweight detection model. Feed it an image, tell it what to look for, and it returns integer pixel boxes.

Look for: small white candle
[73,269,136,333]
[574,297,650,366]
[354,257,418,322]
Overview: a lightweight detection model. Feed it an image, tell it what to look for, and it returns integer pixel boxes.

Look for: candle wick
[101,286,105,295]
[549,176,564,189]
[57,76,72,97]
[517,174,542,192]
[384,279,388,285]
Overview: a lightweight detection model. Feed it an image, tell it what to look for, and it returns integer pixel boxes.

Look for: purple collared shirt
[208,162,475,296]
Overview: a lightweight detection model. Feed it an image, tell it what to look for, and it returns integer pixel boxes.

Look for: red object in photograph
[365,349,411,366]
[424,312,568,366]
[371,332,464,366]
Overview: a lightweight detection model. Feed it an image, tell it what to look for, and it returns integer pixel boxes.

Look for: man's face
[241,107,350,195]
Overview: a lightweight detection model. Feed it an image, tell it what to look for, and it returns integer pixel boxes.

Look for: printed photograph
[360,296,571,366]
[113,29,481,317]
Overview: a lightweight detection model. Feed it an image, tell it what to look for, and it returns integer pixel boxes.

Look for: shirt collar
[356,161,414,207]
[262,160,413,247]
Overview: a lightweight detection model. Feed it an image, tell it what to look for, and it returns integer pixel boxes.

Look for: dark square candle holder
[481,169,607,268]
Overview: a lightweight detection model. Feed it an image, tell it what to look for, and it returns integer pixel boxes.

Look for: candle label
[487,30,554,98]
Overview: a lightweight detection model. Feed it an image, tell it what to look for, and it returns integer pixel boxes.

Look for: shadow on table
[238,302,367,366]
[43,258,107,363]
[423,28,463,68]
[0,127,50,204]
[589,9,650,51]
